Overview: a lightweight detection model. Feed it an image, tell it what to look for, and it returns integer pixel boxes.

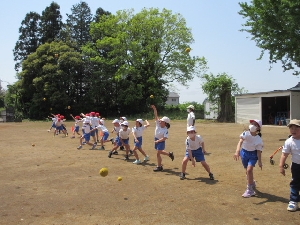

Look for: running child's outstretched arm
[151,105,159,121]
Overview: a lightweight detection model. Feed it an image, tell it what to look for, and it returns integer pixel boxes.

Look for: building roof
[235,82,300,96]
[168,92,180,98]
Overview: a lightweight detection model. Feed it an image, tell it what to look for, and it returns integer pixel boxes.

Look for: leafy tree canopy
[239,0,300,75]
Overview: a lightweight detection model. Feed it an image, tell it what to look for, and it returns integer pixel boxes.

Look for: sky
[1,0,299,104]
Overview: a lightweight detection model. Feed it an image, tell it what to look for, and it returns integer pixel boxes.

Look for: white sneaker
[144,156,149,161]
[242,188,256,198]
[133,160,142,164]
[287,201,299,211]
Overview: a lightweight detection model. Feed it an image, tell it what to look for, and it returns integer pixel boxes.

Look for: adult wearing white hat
[187,105,195,127]
[151,105,174,172]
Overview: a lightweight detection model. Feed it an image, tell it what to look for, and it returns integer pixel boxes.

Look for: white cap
[136,119,143,124]
[121,121,129,126]
[187,126,195,132]
[160,116,170,124]
[120,116,127,121]
[112,119,119,123]
[250,119,262,128]
[100,119,105,125]
[187,105,194,110]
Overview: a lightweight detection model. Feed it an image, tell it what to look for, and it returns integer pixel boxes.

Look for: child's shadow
[188,176,219,185]
[254,189,289,205]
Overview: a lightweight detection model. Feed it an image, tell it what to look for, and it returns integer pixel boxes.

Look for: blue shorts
[185,147,205,162]
[51,122,56,128]
[240,149,258,168]
[90,129,96,136]
[102,131,109,141]
[134,136,143,148]
[154,137,165,150]
[117,138,129,146]
[56,125,63,131]
[83,133,91,142]
[74,126,79,132]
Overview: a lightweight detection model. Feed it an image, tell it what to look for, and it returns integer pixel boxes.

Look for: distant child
[77,119,97,150]
[60,115,68,136]
[186,105,195,127]
[279,119,300,211]
[180,126,214,180]
[119,116,127,150]
[151,105,174,172]
[70,114,82,138]
[90,119,112,150]
[108,121,131,160]
[233,119,263,198]
[47,114,58,132]
[131,119,150,164]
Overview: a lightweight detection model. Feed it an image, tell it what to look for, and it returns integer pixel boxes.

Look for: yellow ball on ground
[32,144,35,147]
[185,48,191,53]
[99,168,108,177]
[117,176,122,181]
[150,95,154,98]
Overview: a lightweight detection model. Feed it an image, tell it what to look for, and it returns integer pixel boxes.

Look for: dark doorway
[262,96,290,125]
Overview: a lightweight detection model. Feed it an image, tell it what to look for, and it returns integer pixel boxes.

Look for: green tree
[65,1,93,50]
[13,12,41,71]
[239,0,300,75]
[18,41,84,119]
[83,8,207,115]
[39,2,63,43]
[201,73,246,122]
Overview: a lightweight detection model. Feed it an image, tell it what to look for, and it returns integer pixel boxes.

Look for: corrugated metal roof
[168,92,180,97]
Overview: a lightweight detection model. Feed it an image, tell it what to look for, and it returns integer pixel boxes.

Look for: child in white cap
[77,119,97,150]
[186,105,195,127]
[279,119,300,211]
[132,119,150,164]
[233,119,263,198]
[108,121,131,159]
[151,105,174,172]
[180,126,214,180]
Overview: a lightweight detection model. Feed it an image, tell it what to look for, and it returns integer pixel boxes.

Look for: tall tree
[13,12,41,71]
[83,8,207,114]
[65,1,93,50]
[239,0,300,75]
[39,2,63,43]
[201,73,246,122]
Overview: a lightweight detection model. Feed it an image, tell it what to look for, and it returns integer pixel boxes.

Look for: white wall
[204,101,218,119]
[291,92,300,119]
[236,97,261,124]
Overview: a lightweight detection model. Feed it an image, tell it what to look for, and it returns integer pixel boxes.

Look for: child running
[90,119,112,150]
[279,119,300,211]
[180,126,214,180]
[77,119,97,150]
[131,119,150,164]
[108,121,131,160]
[151,105,174,172]
[233,119,263,198]
[70,114,82,138]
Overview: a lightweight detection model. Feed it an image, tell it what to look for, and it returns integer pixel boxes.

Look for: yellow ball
[32,144,35,147]
[150,95,154,99]
[185,48,191,53]
[67,106,71,109]
[117,176,122,181]
[99,168,108,177]
[43,98,46,101]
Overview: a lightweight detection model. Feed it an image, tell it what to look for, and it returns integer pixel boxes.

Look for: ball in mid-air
[185,48,191,53]
[99,168,108,177]
[67,106,71,109]
[117,176,122,181]
[43,98,46,101]
[150,95,154,98]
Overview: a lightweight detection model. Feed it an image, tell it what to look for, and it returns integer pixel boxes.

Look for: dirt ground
[0,120,299,225]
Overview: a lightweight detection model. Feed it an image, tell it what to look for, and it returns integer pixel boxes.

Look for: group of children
[233,117,300,212]
[48,106,300,212]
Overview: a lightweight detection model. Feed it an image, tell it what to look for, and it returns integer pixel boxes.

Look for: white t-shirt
[186,135,203,150]
[90,116,98,128]
[187,112,195,127]
[240,131,263,151]
[74,119,81,127]
[154,121,168,139]
[113,125,121,134]
[119,128,131,139]
[132,126,146,138]
[282,137,300,164]
[95,124,108,133]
